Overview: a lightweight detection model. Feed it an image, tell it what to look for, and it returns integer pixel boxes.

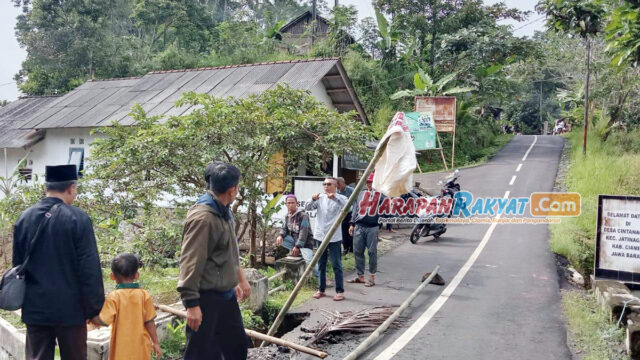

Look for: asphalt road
[285,135,571,360]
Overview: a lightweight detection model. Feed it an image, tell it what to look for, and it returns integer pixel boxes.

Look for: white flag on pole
[373,112,417,197]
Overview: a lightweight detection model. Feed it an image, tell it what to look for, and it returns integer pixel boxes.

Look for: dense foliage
[7,0,640,269]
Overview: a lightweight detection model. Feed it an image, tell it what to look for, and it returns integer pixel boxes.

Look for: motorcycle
[409,170,462,244]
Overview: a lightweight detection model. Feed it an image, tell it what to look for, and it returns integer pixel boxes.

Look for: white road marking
[516,163,522,172]
[373,138,540,358]
[522,135,537,161]
[509,176,516,186]
[374,189,513,360]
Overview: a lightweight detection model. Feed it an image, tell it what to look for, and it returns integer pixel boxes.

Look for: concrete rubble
[592,276,640,359]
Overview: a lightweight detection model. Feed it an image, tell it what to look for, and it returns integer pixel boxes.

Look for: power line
[356,71,413,90]
[0,81,16,87]
[513,16,545,32]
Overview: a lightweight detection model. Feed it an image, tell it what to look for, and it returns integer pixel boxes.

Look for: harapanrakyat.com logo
[355,191,581,225]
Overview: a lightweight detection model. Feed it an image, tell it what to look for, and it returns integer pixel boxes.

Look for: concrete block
[590,279,640,325]
[603,293,640,324]
[628,313,640,358]
[244,268,268,312]
[592,278,631,309]
[275,256,306,283]
[0,305,177,360]
[0,317,25,360]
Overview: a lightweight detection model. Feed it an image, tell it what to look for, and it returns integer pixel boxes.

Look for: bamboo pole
[154,304,328,359]
[267,270,287,283]
[246,329,328,359]
[261,136,392,346]
[268,284,286,295]
[343,265,441,360]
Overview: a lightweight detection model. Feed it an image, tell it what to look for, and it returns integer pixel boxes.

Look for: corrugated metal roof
[11,58,368,131]
[0,96,59,148]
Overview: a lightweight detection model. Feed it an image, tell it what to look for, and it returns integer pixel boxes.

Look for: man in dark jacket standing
[12,165,104,360]
[178,162,251,360]
[337,177,354,254]
[348,173,383,287]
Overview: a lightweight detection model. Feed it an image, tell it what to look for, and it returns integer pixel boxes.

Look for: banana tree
[264,19,287,39]
[0,152,31,198]
[390,67,476,100]
[375,7,400,64]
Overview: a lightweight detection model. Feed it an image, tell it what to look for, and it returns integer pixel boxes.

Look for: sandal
[333,293,345,301]
[365,279,375,287]
[347,277,365,284]
[313,291,325,299]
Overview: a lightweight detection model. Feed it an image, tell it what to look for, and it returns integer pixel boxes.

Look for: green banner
[405,111,437,150]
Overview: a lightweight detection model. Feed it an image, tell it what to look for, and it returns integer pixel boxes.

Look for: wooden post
[261,136,392,346]
[261,229,266,265]
[451,99,457,169]
[311,0,317,46]
[436,133,448,171]
[342,266,441,360]
[249,204,257,268]
[155,305,328,359]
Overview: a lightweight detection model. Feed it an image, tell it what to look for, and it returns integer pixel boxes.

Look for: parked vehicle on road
[409,170,463,244]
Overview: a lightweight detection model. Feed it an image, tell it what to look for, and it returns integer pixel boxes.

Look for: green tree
[88,84,372,266]
[538,0,605,154]
[359,17,381,58]
[374,7,401,66]
[390,66,475,99]
[605,0,640,67]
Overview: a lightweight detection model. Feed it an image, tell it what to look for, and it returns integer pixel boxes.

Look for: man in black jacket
[12,165,104,360]
[348,173,383,287]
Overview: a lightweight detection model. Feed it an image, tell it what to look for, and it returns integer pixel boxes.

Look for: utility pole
[539,81,543,134]
[583,38,591,156]
[311,0,317,46]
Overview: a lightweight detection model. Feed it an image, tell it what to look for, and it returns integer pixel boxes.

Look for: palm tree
[390,67,475,100]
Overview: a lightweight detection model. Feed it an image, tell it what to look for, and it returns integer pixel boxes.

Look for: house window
[68,147,84,177]
[79,138,85,145]
[18,168,32,182]
[70,138,75,144]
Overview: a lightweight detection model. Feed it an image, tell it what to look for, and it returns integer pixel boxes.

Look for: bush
[550,130,640,274]
[157,320,186,360]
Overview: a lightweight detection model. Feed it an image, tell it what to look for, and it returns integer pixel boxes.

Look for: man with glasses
[306,177,347,301]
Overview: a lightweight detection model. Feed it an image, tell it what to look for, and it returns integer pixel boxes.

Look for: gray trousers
[353,225,378,276]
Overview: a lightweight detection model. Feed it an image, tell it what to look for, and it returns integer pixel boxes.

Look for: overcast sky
[0,0,543,102]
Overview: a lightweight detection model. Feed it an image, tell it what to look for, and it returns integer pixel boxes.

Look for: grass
[261,281,316,330]
[156,320,186,360]
[549,130,640,275]
[562,290,627,359]
[102,266,181,305]
[0,309,24,329]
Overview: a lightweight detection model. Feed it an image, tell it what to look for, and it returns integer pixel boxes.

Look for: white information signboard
[595,195,640,284]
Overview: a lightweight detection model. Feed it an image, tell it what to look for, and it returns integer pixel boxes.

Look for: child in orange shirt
[92,253,162,360]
